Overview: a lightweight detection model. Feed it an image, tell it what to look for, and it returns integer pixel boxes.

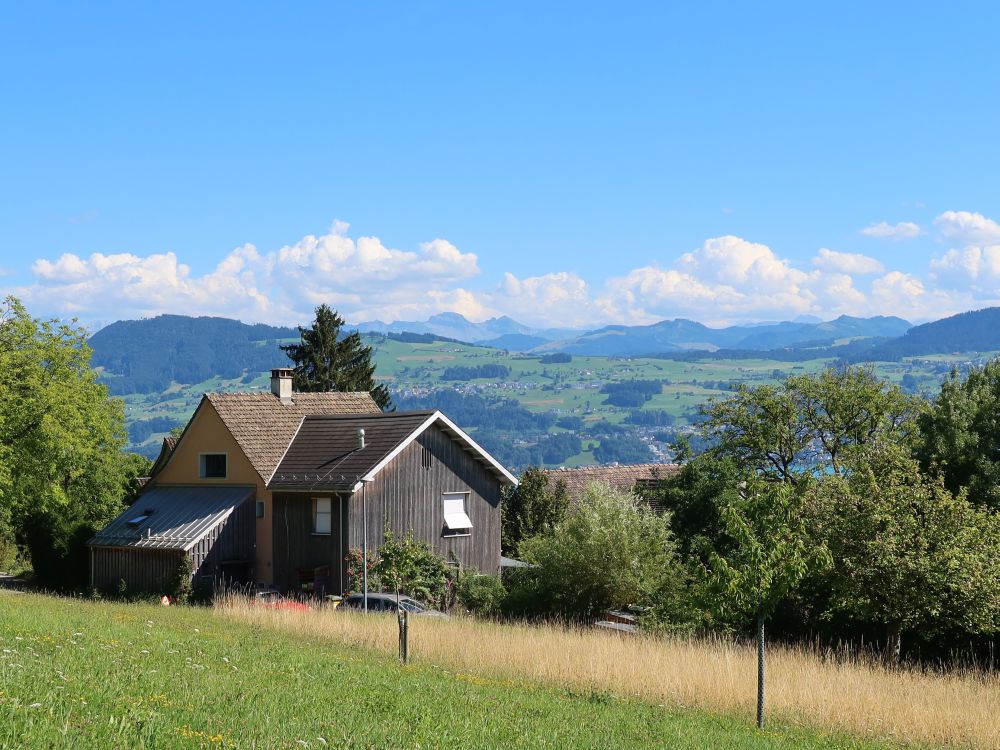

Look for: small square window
[314,497,332,535]
[199,453,227,479]
[255,500,265,519]
[442,492,472,537]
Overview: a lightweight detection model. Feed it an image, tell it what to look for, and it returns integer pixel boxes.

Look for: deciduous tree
[517,482,681,620]
[811,444,1000,664]
[0,296,144,587]
[702,475,827,728]
[917,360,1000,509]
[500,467,569,556]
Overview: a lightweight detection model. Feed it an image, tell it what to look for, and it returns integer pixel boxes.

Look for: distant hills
[354,312,577,345]
[532,315,912,356]
[89,315,297,395]
[848,308,1000,362]
[88,307,1000,399]
[357,311,911,356]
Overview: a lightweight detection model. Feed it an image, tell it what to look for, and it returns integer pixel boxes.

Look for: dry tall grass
[217,599,999,749]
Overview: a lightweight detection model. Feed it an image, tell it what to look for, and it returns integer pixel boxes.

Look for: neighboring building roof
[148,435,180,479]
[269,410,518,492]
[88,485,254,551]
[204,391,381,482]
[541,463,680,501]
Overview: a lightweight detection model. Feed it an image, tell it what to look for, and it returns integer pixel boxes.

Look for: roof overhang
[350,411,518,492]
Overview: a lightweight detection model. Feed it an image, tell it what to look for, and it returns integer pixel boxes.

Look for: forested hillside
[90,315,298,394]
[850,308,1000,362]
[92,312,1000,469]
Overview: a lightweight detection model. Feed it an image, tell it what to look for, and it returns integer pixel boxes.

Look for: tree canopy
[500,467,569,556]
[811,444,1000,661]
[518,482,681,619]
[280,304,392,410]
[649,364,1000,663]
[0,296,148,585]
[700,366,919,480]
[916,360,1000,509]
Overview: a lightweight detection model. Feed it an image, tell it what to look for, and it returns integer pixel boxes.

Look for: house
[88,368,517,595]
[541,463,679,512]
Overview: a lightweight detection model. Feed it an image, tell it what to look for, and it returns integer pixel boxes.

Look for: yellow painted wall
[150,399,275,586]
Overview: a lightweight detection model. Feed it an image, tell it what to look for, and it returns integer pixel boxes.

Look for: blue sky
[2,2,999,329]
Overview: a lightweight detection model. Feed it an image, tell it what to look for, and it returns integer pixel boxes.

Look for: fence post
[756,614,766,729]
[398,608,409,664]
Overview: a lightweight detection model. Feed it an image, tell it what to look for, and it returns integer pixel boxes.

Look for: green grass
[0,592,906,750]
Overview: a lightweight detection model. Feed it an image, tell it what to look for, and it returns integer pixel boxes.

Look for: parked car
[340,593,448,618]
[253,590,310,612]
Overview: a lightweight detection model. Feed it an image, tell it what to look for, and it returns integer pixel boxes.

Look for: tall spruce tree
[280,304,392,410]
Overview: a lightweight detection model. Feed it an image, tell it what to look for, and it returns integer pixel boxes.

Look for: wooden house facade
[88,369,516,596]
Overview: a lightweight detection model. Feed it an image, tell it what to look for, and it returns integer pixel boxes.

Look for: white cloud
[934,211,1000,245]
[13,221,482,325]
[859,221,923,240]
[931,245,1000,283]
[595,236,878,326]
[13,214,1000,329]
[928,211,1000,296]
[491,271,597,327]
[812,248,885,275]
[23,248,277,321]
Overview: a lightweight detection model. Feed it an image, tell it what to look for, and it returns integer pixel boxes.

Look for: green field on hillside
[119,336,999,466]
[0,592,903,749]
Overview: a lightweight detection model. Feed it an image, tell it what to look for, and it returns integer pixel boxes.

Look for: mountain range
[89,307,1000,398]
[356,312,912,355]
[354,312,577,347]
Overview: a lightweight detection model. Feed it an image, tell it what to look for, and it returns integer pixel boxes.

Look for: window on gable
[442,492,472,537]
[313,497,332,535]
[199,453,227,479]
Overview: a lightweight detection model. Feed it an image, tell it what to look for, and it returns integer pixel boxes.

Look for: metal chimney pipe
[356,428,365,450]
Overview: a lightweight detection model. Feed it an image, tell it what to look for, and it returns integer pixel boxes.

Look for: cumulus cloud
[13,212,1000,329]
[24,248,276,321]
[491,271,598,327]
[934,211,1000,245]
[860,221,923,240]
[13,221,481,325]
[928,211,1000,300]
[595,236,876,325]
[812,248,885,275]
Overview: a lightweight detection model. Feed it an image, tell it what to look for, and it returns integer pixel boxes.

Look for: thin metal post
[756,614,766,730]
[362,480,368,613]
[399,608,409,664]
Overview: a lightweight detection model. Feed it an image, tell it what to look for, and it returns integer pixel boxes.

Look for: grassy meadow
[220,598,1000,750]
[2,591,994,749]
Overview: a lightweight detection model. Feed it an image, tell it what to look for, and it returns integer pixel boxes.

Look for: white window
[442,492,472,536]
[199,453,227,479]
[313,497,332,535]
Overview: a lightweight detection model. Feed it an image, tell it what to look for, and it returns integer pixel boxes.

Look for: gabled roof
[202,391,381,481]
[268,410,518,492]
[88,485,254,551]
[148,436,179,479]
[541,463,680,502]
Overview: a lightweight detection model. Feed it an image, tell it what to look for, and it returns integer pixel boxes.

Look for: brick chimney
[270,368,294,403]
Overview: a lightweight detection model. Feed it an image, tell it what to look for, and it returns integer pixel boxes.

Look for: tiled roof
[269,410,518,491]
[89,485,254,551]
[269,411,437,491]
[205,391,381,481]
[148,435,180,479]
[541,463,680,501]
